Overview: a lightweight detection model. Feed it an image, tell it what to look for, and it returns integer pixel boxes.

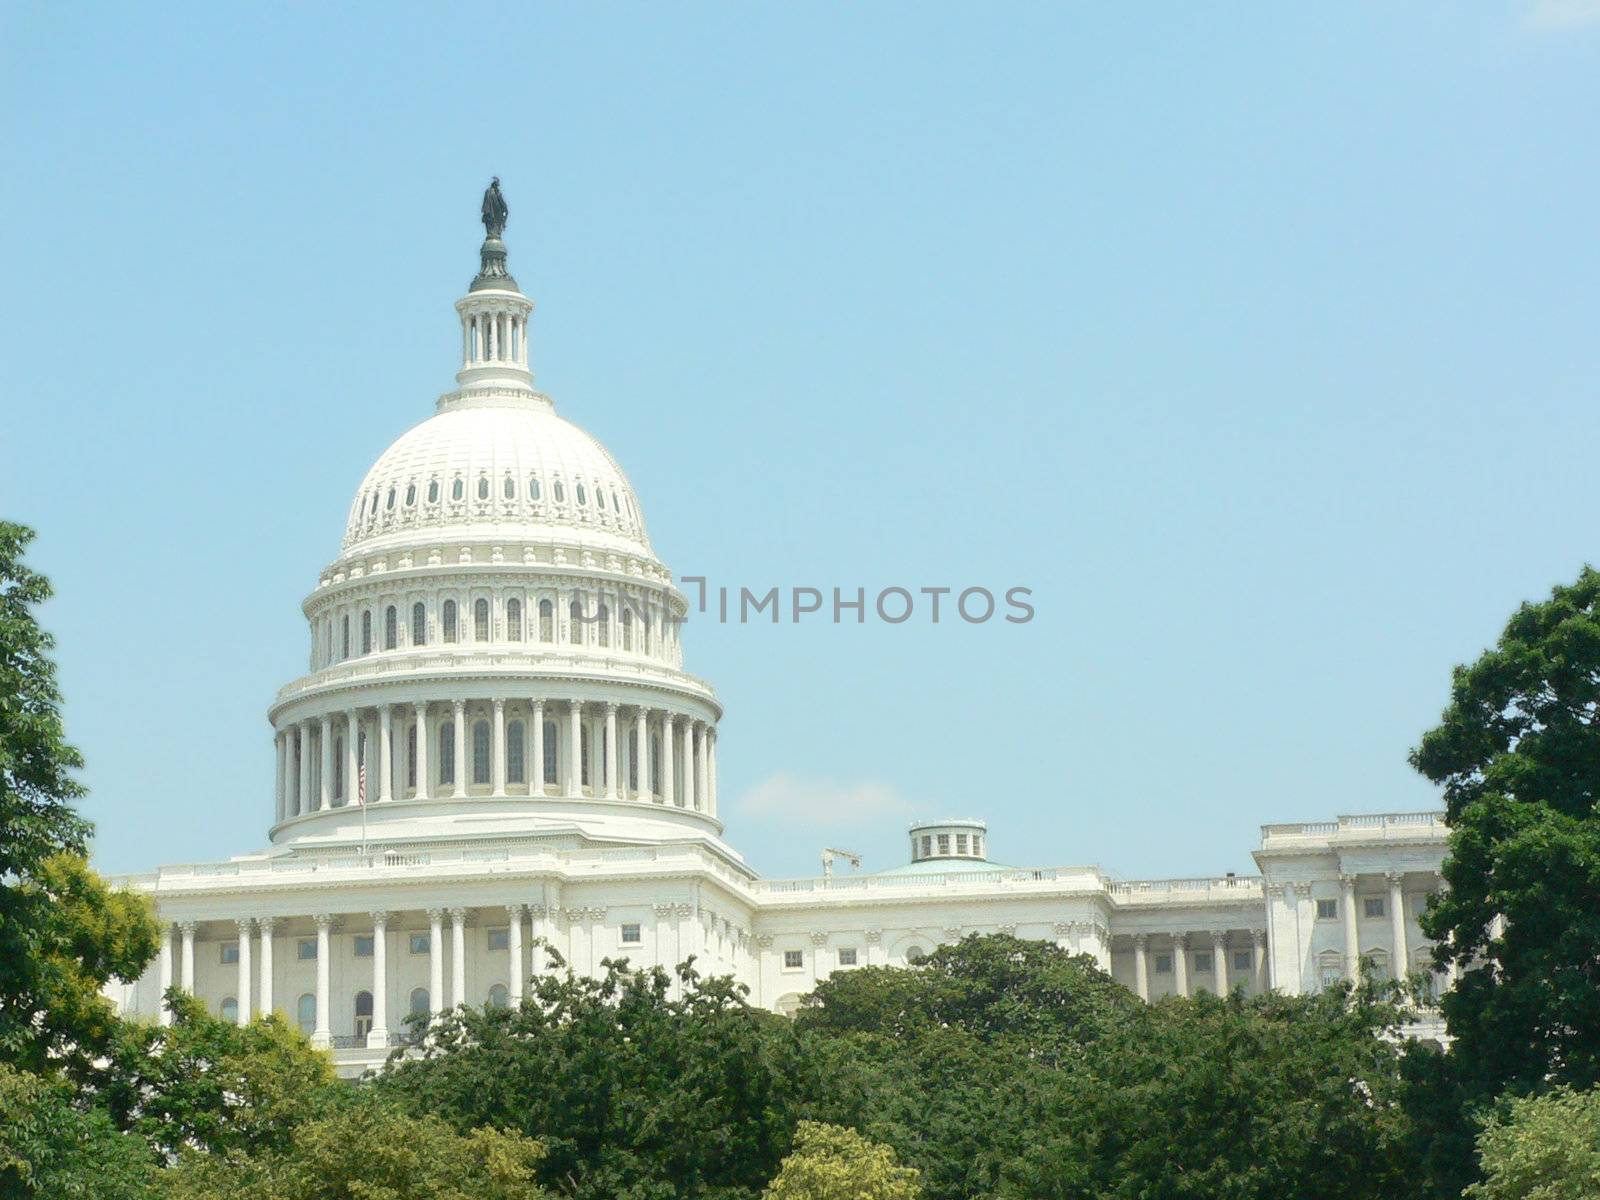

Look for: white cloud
[734,772,913,829]
[1524,0,1600,29]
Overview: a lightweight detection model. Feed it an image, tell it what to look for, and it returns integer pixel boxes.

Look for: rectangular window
[620,923,642,945]
[1233,950,1253,973]
[936,834,950,855]
[297,938,317,961]
[487,928,509,952]
[920,836,932,858]
[955,833,968,854]
[837,947,858,966]
[1316,898,1338,921]
[220,941,239,965]
[409,932,430,955]
[1194,952,1213,973]
[783,949,803,970]
[353,935,374,958]
[1363,897,1385,919]
[1154,953,1173,974]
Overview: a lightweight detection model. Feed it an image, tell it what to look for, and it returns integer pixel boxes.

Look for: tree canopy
[763,1122,920,1200]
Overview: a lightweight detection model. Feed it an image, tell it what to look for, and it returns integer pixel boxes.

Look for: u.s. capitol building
[110,186,1451,1074]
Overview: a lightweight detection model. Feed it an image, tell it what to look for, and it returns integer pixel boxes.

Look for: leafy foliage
[0,523,159,1072]
[0,1061,154,1200]
[99,991,337,1160]
[1466,1087,1600,1200]
[1411,566,1600,1099]
[377,952,822,1200]
[160,1094,549,1200]
[763,1122,919,1200]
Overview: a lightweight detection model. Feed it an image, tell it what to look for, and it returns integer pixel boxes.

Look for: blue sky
[3,3,1599,882]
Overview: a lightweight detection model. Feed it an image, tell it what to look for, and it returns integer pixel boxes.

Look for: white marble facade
[107,202,1451,1075]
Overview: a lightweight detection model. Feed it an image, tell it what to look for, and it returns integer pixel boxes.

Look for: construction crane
[821,847,862,878]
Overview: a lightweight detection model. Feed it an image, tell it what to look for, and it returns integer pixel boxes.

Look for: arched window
[406,723,417,789]
[442,600,458,643]
[409,987,429,1017]
[488,983,509,1009]
[333,737,345,799]
[451,477,464,502]
[539,599,554,642]
[506,598,522,641]
[221,996,238,1023]
[405,483,416,507]
[576,483,588,506]
[569,600,583,645]
[507,720,525,783]
[474,597,490,641]
[428,479,440,504]
[529,475,541,500]
[296,993,316,1034]
[411,602,426,646]
[386,486,396,511]
[621,608,633,651]
[905,946,928,965]
[597,488,607,510]
[580,726,592,787]
[341,615,351,659]
[361,610,373,654]
[472,720,491,785]
[554,480,565,503]
[354,990,374,1039]
[439,722,455,785]
[502,475,515,500]
[543,721,558,784]
[597,604,610,648]
[477,475,490,500]
[384,605,397,650]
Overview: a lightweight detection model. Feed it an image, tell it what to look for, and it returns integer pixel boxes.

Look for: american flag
[357,759,367,805]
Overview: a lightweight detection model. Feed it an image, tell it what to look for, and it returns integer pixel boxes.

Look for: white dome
[342,397,653,559]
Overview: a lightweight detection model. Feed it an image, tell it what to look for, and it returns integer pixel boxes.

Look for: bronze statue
[481,177,508,238]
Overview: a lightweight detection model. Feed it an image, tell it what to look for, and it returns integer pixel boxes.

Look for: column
[158,925,173,1025]
[531,701,546,797]
[313,914,332,1046]
[427,908,445,1019]
[634,708,650,801]
[661,714,676,806]
[681,721,696,809]
[179,921,196,991]
[603,703,618,799]
[507,904,525,1004]
[1213,932,1229,995]
[1172,934,1189,998]
[379,705,394,802]
[257,919,275,1018]
[298,724,312,815]
[274,731,286,823]
[707,727,717,817]
[1388,872,1409,981]
[449,907,467,1009]
[492,699,507,796]
[452,700,467,798]
[1252,928,1268,994]
[1340,874,1360,978]
[234,920,253,1024]
[369,911,389,1048]
[528,904,550,975]
[319,715,333,810]
[345,710,359,804]
[414,703,430,800]
[567,700,583,795]
[1133,934,1150,1003]
[696,723,709,811]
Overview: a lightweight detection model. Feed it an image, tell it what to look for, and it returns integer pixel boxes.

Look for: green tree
[1467,1087,1600,1200]
[99,991,337,1160]
[1411,567,1600,1098]
[0,522,159,1071]
[160,1095,548,1200]
[0,1061,154,1200]
[377,953,822,1200]
[763,1122,919,1200]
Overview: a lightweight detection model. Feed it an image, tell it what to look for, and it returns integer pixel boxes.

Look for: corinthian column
[369,911,389,1049]
[379,704,394,802]
[492,699,507,796]
[1341,875,1360,979]
[634,708,650,801]
[1133,933,1150,1003]
[1388,872,1409,981]
[531,700,546,797]
[1172,935,1189,999]
[567,700,583,795]
[413,703,430,800]
[449,907,467,1008]
[312,914,333,1047]
[257,918,275,1017]
[603,703,618,800]
[452,701,467,798]
[235,919,253,1025]
[661,714,675,806]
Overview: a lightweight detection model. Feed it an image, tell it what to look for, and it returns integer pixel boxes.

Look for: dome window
[576,484,588,506]
[428,480,440,504]
[477,475,490,501]
[474,598,490,641]
[452,478,465,502]
[357,495,367,520]
[384,606,398,650]
[554,481,565,503]
[442,600,458,644]
[369,491,380,521]
[529,475,541,500]
[405,483,416,507]
[597,489,607,510]
[506,598,523,641]
[386,487,396,511]
[502,476,515,500]
[411,602,426,646]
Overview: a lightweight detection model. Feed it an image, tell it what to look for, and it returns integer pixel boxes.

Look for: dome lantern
[455,178,536,392]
